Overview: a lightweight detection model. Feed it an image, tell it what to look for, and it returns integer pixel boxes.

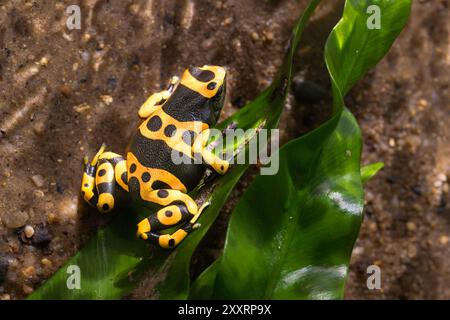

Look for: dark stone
[129,55,140,67]
[32,223,52,247]
[106,78,118,91]
[293,76,326,103]
[79,76,89,84]
[386,176,396,184]
[436,197,447,214]
[232,97,245,108]
[411,184,422,196]
[56,182,65,194]
[0,254,8,285]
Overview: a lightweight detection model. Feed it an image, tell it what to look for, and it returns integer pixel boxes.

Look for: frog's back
[127,84,213,196]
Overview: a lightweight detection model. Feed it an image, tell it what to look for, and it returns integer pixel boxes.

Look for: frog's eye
[189,67,215,83]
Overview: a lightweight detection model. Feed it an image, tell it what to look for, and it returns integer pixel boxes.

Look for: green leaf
[208,108,363,299]
[189,258,221,300]
[326,0,412,99]
[361,162,384,184]
[192,0,411,300]
[29,0,321,300]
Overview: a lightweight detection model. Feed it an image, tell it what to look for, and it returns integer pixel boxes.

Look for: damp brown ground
[0,0,448,299]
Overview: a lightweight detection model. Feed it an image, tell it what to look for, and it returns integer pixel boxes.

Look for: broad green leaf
[192,0,411,300]
[361,162,384,184]
[326,0,412,102]
[210,108,363,299]
[29,0,321,300]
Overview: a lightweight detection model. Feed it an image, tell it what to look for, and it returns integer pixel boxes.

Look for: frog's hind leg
[81,144,128,213]
[145,222,200,249]
[136,189,210,248]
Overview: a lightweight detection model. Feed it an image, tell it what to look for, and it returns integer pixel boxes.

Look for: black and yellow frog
[80,66,229,248]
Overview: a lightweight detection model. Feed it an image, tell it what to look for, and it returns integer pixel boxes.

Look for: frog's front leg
[136,189,209,248]
[138,76,179,118]
[192,129,230,175]
[81,144,128,213]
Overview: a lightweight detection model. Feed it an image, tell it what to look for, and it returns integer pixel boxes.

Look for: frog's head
[180,65,227,125]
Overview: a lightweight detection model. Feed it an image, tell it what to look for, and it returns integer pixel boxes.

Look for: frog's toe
[136,218,151,240]
[82,156,89,169]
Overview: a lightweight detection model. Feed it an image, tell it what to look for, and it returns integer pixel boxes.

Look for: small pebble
[82,33,91,42]
[129,3,139,14]
[418,98,428,109]
[222,17,233,26]
[22,266,35,278]
[439,235,449,245]
[31,175,45,188]
[388,138,396,147]
[100,95,113,105]
[406,221,416,232]
[2,210,28,229]
[33,189,45,199]
[60,84,72,98]
[24,225,35,238]
[39,56,49,66]
[434,180,443,188]
[73,103,91,113]
[32,121,45,136]
[263,30,274,42]
[41,258,53,268]
[62,32,73,41]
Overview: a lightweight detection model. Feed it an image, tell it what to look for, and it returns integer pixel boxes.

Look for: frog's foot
[80,145,128,213]
[138,76,180,118]
[80,144,106,207]
[205,121,238,152]
[136,190,210,249]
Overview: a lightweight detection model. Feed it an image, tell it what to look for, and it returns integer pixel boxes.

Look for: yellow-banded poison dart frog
[80,66,230,249]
